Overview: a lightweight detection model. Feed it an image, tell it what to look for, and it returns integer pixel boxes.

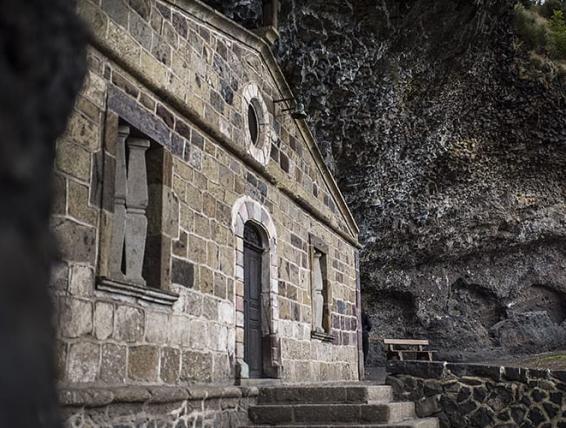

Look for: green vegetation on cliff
[515,0,566,59]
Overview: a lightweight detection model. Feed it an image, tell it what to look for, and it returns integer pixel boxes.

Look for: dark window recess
[244,223,263,248]
[248,103,259,145]
[142,142,166,289]
[97,110,179,306]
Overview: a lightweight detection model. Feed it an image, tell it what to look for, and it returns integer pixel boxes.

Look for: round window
[242,83,271,166]
[248,103,259,145]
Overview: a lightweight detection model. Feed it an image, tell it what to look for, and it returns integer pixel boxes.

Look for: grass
[497,352,566,370]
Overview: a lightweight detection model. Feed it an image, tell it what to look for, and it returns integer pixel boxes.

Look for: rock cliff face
[205,0,566,363]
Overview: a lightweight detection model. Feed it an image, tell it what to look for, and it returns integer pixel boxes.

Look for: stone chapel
[53,0,362,424]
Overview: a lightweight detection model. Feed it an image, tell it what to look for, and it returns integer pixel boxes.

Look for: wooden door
[244,224,264,378]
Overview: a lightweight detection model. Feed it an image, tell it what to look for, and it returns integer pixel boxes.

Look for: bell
[291,102,308,120]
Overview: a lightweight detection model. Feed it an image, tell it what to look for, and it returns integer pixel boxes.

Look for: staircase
[243,384,439,427]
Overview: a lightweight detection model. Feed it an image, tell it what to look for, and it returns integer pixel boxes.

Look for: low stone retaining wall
[386,360,566,428]
[59,384,258,427]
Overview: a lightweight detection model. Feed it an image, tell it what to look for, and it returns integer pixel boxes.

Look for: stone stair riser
[258,386,393,405]
[242,416,439,428]
[249,402,415,425]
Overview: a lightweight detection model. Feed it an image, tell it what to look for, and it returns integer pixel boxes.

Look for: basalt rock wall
[204,0,566,362]
[387,360,566,427]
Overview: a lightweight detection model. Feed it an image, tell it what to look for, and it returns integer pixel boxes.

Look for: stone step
[248,402,416,425]
[242,416,439,428]
[258,385,393,405]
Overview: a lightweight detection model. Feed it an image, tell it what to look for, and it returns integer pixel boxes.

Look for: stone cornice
[59,384,259,407]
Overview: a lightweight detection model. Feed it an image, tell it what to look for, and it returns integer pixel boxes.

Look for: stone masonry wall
[52,0,359,409]
[387,361,566,428]
[59,384,257,427]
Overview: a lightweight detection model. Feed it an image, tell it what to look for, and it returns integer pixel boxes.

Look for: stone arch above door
[231,196,281,379]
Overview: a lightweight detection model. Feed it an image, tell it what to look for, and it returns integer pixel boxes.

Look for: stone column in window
[312,250,325,333]
[108,125,130,279]
[124,137,150,285]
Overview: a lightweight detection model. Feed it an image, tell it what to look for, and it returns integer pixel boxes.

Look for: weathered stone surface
[60,384,257,426]
[145,310,169,344]
[100,343,127,384]
[56,139,91,181]
[68,264,94,296]
[128,345,159,382]
[67,180,97,225]
[94,301,114,340]
[107,87,170,147]
[68,342,100,383]
[50,261,69,291]
[64,110,100,152]
[52,218,96,264]
[129,0,151,19]
[160,347,180,384]
[181,351,212,383]
[416,395,441,418]
[59,297,93,338]
[490,311,566,354]
[171,257,194,288]
[389,361,565,427]
[52,173,67,215]
[113,305,144,342]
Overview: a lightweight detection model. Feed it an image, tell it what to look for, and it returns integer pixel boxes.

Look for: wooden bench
[383,338,436,361]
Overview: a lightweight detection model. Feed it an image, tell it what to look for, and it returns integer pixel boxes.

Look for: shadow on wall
[0,0,87,426]
[364,280,566,366]
[364,289,421,367]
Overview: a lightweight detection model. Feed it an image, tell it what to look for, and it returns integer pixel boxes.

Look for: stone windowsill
[96,277,179,306]
[58,384,259,407]
[311,330,334,343]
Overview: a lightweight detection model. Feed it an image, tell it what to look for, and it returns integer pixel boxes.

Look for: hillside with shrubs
[515,0,566,64]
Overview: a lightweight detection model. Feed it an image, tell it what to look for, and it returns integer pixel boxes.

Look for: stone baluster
[124,137,150,286]
[108,125,130,279]
[312,251,325,333]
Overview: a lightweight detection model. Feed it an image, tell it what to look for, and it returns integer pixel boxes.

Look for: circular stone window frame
[242,83,271,166]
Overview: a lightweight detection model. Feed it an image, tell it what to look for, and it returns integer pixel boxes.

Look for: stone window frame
[95,88,180,307]
[231,196,281,379]
[241,83,272,166]
[309,233,334,343]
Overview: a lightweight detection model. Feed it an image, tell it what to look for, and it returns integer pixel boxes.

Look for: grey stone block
[249,405,293,424]
[295,404,361,423]
[113,305,144,342]
[101,0,129,28]
[100,343,127,384]
[53,218,96,264]
[59,297,93,338]
[129,0,151,19]
[416,395,441,418]
[128,345,159,382]
[130,12,152,50]
[160,347,180,384]
[180,350,212,383]
[67,342,100,383]
[171,257,194,288]
[107,87,170,147]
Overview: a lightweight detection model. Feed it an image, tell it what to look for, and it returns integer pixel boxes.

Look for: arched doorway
[231,196,281,381]
[243,222,265,378]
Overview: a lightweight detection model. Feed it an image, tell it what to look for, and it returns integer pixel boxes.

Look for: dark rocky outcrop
[0,0,86,425]
[202,0,263,29]
[387,360,566,428]
[204,0,566,361]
